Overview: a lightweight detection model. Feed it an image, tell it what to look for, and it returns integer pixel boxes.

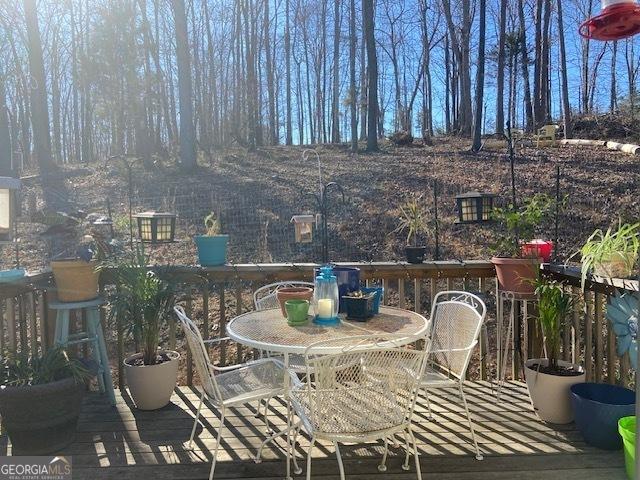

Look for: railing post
[219,284,227,366]
[6,298,16,354]
[594,293,604,383]
[398,279,406,310]
[185,296,193,386]
[584,291,593,381]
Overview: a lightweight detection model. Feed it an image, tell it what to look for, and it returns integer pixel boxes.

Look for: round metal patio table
[227,306,429,358]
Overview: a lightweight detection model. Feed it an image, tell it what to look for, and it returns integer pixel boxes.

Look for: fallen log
[606,141,640,155]
[560,139,607,147]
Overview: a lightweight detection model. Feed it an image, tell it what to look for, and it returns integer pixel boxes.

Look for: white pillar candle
[317,299,333,318]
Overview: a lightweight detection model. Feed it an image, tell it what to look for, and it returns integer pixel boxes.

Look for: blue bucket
[361,286,384,314]
[570,382,635,450]
[194,235,229,266]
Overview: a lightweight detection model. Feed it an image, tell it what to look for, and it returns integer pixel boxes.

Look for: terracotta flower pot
[124,350,180,410]
[51,259,100,302]
[491,257,541,295]
[276,287,313,317]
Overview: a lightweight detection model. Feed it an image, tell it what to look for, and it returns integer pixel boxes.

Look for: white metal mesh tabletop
[227,306,429,355]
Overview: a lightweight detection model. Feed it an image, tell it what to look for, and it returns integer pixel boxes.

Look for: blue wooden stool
[51,297,116,405]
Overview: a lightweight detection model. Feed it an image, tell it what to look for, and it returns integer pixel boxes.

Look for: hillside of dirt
[11,137,640,272]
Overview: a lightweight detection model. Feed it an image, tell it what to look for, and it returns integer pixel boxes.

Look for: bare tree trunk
[363,0,378,151]
[557,0,572,138]
[349,0,358,151]
[0,60,13,176]
[23,0,55,173]
[610,41,618,112]
[517,0,534,131]
[331,0,341,143]
[359,34,367,141]
[171,0,197,169]
[495,0,507,135]
[285,0,293,145]
[472,0,486,152]
[265,0,277,144]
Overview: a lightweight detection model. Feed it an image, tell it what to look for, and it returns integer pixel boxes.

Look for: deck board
[1,382,627,479]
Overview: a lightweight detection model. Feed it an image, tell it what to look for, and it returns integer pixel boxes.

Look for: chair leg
[459,383,483,461]
[409,429,422,480]
[264,396,273,433]
[402,429,411,471]
[189,391,205,449]
[333,441,345,480]
[208,407,226,480]
[306,437,316,480]
[378,437,388,472]
[422,388,433,420]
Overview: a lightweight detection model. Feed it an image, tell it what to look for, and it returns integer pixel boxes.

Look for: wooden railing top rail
[0,261,496,299]
[542,264,639,294]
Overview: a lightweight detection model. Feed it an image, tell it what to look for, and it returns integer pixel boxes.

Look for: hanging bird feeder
[455,192,495,224]
[579,0,640,41]
[133,211,176,243]
[291,215,315,243]
[0,177,21,243]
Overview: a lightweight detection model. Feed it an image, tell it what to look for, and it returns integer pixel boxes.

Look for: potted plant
[524,278,585,424]
[395,196,429,264]
[107,247,179,410]
[574,220,639,288]
[491,194,553,294]
[0,346,89,454]
[51,228,114,302]
[342,290,376,321]
[194,212,229,266]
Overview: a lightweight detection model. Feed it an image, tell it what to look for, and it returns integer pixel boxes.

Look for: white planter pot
[524,358,586,424]
[124,350,180,410]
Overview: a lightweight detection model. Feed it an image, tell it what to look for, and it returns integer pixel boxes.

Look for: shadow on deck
[1,381,626,479]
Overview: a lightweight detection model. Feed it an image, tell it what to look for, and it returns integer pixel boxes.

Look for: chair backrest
[174,306,222,403]
[253,281,314,310]
[427,291,486,379]
[299,335,427,436]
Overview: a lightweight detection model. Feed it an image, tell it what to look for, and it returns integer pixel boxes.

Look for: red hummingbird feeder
[579,0,640,41]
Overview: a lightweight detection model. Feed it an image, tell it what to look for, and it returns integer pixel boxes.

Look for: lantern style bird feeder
[291,215,315,243]
[455,192,495,224]
[579,0,640,41]
[133,211,176,243]
[0,177,21,243]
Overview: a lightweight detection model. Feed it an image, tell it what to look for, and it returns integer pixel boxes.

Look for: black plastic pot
[342,293,376,321]
[570,382,635,450]
[0,377,85,454]
[405,246,427,264]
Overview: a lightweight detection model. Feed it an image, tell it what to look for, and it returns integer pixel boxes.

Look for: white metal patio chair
[174,306,299,480]
[288,335,429,480]
[419,291,486,461]
[254,281,315,311]
[253,281,315,423]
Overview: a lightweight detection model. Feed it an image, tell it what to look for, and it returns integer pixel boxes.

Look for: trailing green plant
[204,212,222,236]
[572,220,640,288]
[394,196,429,246]
[0,346,89,387]
[106,246,176,366]
[491,194,554,257]
[534,277,572,372]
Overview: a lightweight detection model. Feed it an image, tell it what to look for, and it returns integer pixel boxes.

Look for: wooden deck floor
[1,382,627,479]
